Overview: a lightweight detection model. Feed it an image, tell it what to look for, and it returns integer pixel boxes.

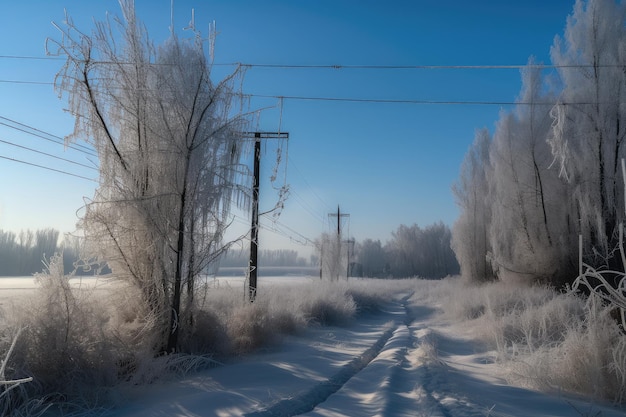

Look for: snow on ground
[2,276,624,416]
[61,280,621,417]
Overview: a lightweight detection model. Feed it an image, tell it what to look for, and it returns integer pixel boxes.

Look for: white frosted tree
[452,128,496,283]
[384,223,458,279]
[316,232,347,281]
[488,60,577,284]
[549,0,626,266]
[356,238,386,278]
[48,1,252,353]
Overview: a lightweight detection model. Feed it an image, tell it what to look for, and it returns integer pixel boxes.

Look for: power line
[0,55,64,61]
[288,189,327,226]
[237,63,611,70]
[0,55,623,70]
[0,154,97,182]
[245,94,599,107]
[0,116,97,157]
[0,77,610,106]
[288,156,332,212]
[261,215,315,246]
[0,137,97,170]
[230,212,313,247]
[0,79,53,86]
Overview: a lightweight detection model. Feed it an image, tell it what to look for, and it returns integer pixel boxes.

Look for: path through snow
[100,291,626,417]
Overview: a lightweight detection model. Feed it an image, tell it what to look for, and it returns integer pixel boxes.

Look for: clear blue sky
[0,0,575,255]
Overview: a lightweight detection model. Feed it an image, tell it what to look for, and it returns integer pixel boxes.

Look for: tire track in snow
[405,300,487,417]
[243,292,485,417]
[244,322,397,417]
[376,296,457,417]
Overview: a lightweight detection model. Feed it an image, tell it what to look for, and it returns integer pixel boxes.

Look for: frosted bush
[178,309,230,356]
[298,282,357,326]
[6,254,122,411]
[0,273,409,412]
[504,295,626,402]
[347,278,414,313]
[426,277,626,401]
[227,300,278,354]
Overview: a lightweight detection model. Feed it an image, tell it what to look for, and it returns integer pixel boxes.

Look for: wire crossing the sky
[0,137,97,170]
[0,115,97,157]
[0,154,96,182]
[0,54,624,70]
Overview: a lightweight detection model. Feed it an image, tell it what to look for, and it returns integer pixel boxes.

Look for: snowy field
[98,287,626,417]
[0,275,316,303]
[2,276,623,417]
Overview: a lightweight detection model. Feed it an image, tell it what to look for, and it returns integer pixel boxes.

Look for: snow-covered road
[103,292,626,417]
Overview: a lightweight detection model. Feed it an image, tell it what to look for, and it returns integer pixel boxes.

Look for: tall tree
[452,129,496,283]
[384,223,458,279]
[488,59,577,284]
[48,1,252,353]
[549,0,626,266]
[356,239,386,278]
[316,232,346,281]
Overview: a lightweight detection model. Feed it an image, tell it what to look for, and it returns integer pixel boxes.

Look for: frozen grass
[0,271,412,414]
[427,277,626,403]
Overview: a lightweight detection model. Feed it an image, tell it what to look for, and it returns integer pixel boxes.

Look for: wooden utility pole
[249,134,261,301]
[244,131,289,302]
[328,205,350,280]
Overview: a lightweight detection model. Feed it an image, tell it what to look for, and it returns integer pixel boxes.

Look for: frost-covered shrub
[8,255,121,409]
[179,309,230,356]
[226,300,276,354]
[487,291,584,357]
[505,295,626,402]
[0,274,408,413]
[299,283,357,326]
[431,277,626,403]
[346,279,404,313]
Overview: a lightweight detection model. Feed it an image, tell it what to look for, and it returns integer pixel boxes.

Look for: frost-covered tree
[316,232,347,281]
[488,60,577,285]
[355,238,387,278]
[0,228,64,276]
[549,0,626,267]
[383,223,458,279]
[48,1,252,353]
[453,0,626,286]
[452,129,496,283]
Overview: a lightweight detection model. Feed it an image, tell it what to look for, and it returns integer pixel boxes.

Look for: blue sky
[0,0,575,255]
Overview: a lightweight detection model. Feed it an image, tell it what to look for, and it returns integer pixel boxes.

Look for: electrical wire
[244,94,595,107]
[264,217,315,246]
[0,116,97,157]
[0,154,97,182]
[230,212,315,247]
[0,137,97,170]
[237,63,624,70]
[0,79,53,85]
[0,77,607,106]
[0,55,623,70]
[288,188,327,226]
[0,55,64,61]
[288,156,332,212]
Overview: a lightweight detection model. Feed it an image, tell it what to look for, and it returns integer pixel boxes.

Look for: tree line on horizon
[209,221,460,280]
[312,221,459,280]
[353,222,459,279]
[452,0,626,287]
[219,248,310,268]
[0,228,88,276]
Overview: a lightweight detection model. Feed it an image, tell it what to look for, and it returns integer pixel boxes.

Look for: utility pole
[328,205,350,281]
[243,131,289,302]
